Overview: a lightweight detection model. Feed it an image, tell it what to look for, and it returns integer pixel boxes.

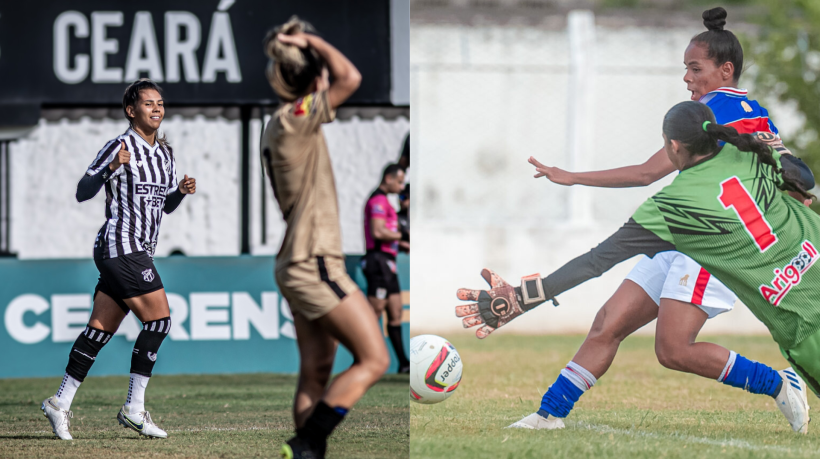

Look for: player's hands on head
[529,156,575,186]
[179,175,196,195]
[456,269,546,339]
[277,32,310,49]
[110,141,131,171]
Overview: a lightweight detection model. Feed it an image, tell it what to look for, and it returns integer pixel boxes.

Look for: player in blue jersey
[492,7,816,432]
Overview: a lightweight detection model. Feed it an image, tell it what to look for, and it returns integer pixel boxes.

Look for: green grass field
[0,373,408,458]
[411,334,820,459]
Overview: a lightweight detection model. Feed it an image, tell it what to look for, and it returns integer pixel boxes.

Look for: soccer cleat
[117,405,168,438]
[41,397,73,440]
[506,412,565,430]
[281,436,323,459]
[398,364,410,374]
[775,368,810,434]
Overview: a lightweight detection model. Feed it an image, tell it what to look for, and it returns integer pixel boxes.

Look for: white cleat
[41,397,73,440]
[776,368,810,434]
[117,405,168,438]
[507,412,565,430]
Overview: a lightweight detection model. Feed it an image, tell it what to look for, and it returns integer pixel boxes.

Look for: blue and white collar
[699,87,748,104]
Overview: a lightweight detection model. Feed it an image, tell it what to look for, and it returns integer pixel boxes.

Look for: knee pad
[130,317,171,377]
[66,326,114,382]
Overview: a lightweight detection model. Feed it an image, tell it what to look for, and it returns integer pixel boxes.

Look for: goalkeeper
[457,101,819,433]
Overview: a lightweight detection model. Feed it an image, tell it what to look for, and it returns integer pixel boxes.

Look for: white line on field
[569,421,805,454]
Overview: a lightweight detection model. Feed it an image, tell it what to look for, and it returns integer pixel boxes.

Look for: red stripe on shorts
[691,268,711,305]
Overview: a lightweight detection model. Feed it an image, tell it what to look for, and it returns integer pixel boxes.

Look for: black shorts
[93,246,164,315]
[361,251,400,299]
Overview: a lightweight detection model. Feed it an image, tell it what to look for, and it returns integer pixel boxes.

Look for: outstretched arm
[456,219,675,338]
[530,147,676,188]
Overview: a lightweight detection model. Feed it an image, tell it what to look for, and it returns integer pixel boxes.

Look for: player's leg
[655,253,808,433]
[367,296,387,319]
[509,279,659,429]
[654,298,727,377]
[285,291,388,458]
[319,290,390,407]
[116,288,171,438]
[291,312,338,428]
[385,289,410,373]
[280,257,389,458]
[42,288,125,440]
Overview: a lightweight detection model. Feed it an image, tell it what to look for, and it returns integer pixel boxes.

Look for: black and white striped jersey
[87,128,178,259]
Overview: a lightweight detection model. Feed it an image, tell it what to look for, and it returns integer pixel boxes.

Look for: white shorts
[625,251,737,319]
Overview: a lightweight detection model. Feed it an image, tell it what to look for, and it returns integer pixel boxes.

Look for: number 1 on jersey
[718,176,777,252]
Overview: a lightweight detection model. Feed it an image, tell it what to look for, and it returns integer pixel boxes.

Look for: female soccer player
[260,17,389,459]
[41,79,196,440]
[458,101,817,434]
[489,7,814,432]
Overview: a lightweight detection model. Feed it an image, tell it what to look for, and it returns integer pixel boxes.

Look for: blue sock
[719,351,782,397]
[538,374,584,418]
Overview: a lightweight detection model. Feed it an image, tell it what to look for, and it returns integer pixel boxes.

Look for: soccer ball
[409,335,463,404]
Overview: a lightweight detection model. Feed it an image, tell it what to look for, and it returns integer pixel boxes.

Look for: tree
[743,0,820,203]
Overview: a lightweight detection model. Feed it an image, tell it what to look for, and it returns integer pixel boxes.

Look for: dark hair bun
[703,7,727,31]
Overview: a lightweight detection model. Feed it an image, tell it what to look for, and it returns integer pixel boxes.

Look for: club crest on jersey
[741,100,753,113]
[142,268,155,283]
[759,241,818,306]
[293,94,313,117]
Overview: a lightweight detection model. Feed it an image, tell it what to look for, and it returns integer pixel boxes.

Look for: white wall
[411,18,800,336]
[10,115,409,259]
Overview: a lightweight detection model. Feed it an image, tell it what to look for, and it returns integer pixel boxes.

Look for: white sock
[718,351,738,382]
[561,361,598,392]
[54,373,81,410]
[126,373,150,413]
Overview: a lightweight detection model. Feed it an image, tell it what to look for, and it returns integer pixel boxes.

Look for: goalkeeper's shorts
[625,251,737,319]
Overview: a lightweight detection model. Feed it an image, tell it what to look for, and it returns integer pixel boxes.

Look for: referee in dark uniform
[41,79,196,440]
[362,164,409,373]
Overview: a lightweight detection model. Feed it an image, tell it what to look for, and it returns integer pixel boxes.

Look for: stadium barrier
[0,254,409,378]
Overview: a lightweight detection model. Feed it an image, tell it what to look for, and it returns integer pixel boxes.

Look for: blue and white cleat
[506,412,565,430]
[41,397,73,440]
[776,368,810,434]
[117,405,168,438]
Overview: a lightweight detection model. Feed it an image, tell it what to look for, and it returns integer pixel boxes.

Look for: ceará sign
[53,3,241,85]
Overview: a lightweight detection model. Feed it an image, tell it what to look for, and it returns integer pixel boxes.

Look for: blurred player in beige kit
[260,16,389,459]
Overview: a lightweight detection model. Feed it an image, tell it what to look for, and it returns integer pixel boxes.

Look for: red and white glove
[455,269,554,339]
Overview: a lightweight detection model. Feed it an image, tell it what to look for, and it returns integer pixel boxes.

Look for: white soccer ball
[409,334,463,404]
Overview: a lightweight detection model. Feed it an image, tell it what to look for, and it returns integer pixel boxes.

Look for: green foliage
[742,0,820,200]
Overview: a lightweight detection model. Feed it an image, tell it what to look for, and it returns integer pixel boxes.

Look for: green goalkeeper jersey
[632,145,820,349]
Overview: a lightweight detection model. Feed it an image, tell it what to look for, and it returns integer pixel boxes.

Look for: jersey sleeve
[280,90,335,135]
[86,139,121,178]
[368,196,389,219]
[540,218,676,301]
[165,146,179,196]
[760,106,780,136]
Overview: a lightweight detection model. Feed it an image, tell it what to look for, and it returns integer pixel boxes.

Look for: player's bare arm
[529,147,676,188]
[370,217,401,241]
[277,32,361,109]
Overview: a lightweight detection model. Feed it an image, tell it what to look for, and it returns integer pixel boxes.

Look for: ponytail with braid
[663,101,814,201]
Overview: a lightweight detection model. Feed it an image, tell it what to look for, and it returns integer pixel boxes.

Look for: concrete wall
[410,17,801,336]
[9,115,409,259]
